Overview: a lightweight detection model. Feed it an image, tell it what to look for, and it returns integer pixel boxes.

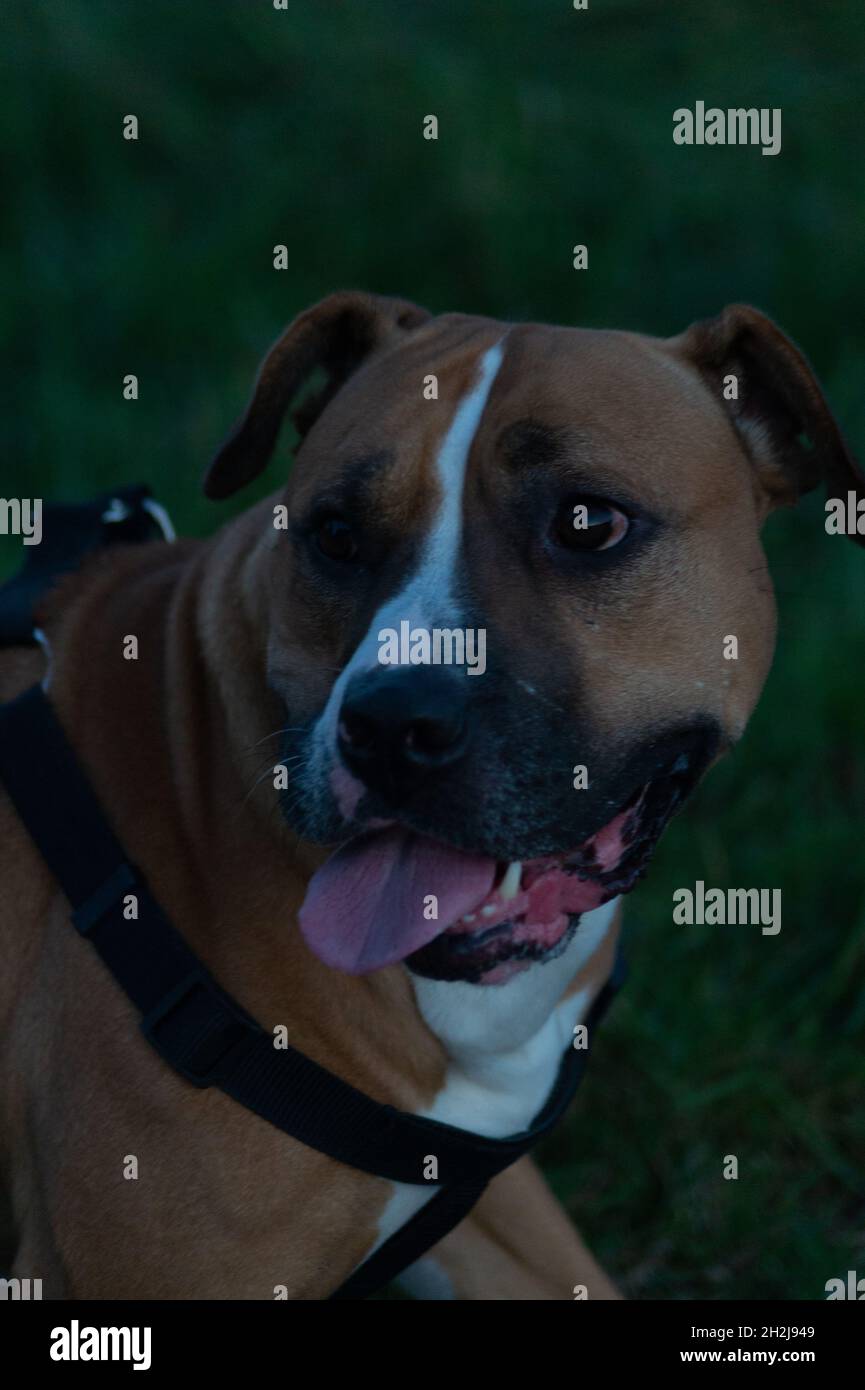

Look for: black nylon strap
[331,1180,488,1300]
[0,682,625,1296]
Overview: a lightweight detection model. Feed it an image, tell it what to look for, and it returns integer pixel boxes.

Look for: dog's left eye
[551,497,629,552]
[315,516,359,562]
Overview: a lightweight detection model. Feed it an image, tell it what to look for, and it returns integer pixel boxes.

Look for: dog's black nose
[338,667,469,790]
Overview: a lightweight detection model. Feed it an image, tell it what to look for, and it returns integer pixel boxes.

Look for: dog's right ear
[204,291,430,500]
[671,304,865,547]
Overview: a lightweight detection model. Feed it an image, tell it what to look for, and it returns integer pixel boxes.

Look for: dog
[1,292,861,1300]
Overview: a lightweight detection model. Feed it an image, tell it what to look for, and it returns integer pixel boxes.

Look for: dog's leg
[397,1155,621,1301]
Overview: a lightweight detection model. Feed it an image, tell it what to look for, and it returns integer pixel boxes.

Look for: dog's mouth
[298,751,699,984]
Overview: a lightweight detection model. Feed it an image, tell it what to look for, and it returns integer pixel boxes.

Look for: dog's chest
[371,898,620,1257]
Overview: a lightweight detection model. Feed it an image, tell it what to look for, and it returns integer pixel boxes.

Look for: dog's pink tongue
[299,828,496,974]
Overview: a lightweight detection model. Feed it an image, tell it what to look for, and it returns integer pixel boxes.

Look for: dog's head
[206,292,864,984]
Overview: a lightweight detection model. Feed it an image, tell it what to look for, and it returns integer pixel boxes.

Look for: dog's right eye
[314,516,359,562]
[551,496,630,553]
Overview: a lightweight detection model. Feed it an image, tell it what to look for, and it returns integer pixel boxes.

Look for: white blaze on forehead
[312,337,506,752]
[414,337,505,611]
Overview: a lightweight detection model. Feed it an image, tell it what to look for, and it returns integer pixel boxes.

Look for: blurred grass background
[3,0,864,1299]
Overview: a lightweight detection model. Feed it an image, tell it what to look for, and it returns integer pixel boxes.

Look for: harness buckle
[141,971,255,1089]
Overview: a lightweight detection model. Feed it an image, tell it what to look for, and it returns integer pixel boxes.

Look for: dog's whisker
[241,726,311,755]
[242,759,299,807]
[515,679,568,717]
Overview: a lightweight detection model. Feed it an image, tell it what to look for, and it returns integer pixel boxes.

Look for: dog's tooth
[499,860,522,901]
[462,913,476,924]
[481,905,496,917]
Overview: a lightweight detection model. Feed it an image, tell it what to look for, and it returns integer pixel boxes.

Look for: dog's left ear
[672,303,865,546]
[204,290,430,499]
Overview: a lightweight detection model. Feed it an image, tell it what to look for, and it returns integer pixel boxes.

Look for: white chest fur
[371,897,620,1257]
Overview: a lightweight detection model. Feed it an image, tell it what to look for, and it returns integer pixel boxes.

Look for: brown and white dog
[1,292,861,1300]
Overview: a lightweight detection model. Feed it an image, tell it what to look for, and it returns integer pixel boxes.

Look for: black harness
[0,488,624,1299]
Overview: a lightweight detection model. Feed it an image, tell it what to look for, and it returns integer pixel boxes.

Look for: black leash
[0,490,625,1299]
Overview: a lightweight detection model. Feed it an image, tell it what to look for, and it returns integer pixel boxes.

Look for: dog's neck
[408,897,620,1134]
[412,899,619,1062]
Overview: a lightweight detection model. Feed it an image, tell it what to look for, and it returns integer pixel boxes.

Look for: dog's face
[207,293,863,984]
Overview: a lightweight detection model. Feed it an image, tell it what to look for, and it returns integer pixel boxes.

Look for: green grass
[4,0,864,1299]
